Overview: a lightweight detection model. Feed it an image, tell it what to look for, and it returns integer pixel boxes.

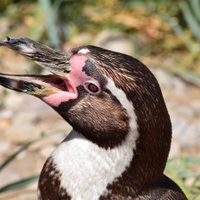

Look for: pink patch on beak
[70,54,87,69]
[41,54,90,107]
[69,55,88,81]
[68,54,90,87]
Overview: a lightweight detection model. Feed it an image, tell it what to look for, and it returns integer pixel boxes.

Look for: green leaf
[38,0,60,49]
[0,175,39,193]
[190,0,200,22]
[179,1,200,43]
[0,129,66,172]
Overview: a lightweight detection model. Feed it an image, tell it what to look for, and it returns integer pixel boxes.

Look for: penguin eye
[84,81,100,95]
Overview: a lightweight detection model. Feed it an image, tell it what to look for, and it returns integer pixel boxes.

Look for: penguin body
[0,37,187,200]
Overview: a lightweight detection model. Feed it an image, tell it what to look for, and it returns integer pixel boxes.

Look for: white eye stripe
[106,78,138,148]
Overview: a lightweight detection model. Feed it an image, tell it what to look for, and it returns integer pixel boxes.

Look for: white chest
[50,130,136,200]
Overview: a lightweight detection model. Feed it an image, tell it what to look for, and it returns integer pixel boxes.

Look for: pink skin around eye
[68,55,89,86]
[42,54,97,107]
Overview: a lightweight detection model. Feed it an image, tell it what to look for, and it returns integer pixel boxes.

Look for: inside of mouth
[34,74,77,107]
[32,74,68,91]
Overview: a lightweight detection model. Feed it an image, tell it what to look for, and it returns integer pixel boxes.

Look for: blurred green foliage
[166,157,200,199]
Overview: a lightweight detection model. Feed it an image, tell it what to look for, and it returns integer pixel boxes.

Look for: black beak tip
[0,75,12,89]
[0,75,23,93]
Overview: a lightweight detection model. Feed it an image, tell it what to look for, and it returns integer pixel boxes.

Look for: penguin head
[0,37,171,158]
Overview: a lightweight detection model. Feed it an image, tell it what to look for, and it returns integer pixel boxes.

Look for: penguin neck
[39,128,138,199]
[39,125,171,199]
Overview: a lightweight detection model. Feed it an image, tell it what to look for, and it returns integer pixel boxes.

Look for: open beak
[0,36,77,107]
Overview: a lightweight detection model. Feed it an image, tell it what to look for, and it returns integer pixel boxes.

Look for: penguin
[0,36,187,200]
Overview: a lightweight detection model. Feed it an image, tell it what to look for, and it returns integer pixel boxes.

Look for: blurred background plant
[0,0,200,199]
[0,0,199,75]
